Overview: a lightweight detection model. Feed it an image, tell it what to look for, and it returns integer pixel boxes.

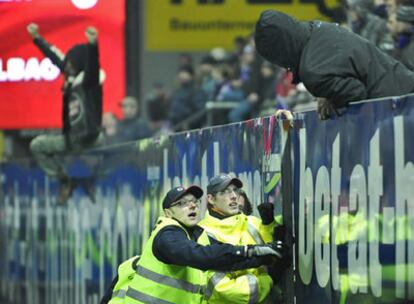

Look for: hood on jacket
[255,10,311,75]
[64,44,88,75]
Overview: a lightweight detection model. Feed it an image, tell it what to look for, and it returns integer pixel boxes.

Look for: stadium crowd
[2,0,413,158]
[101,0,414,142]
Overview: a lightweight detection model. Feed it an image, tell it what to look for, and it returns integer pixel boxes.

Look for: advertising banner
[146,0,339,51]
[0,0,125,129]
[291,96,414,303]
[0,116,284,303]
[1,95,413,303]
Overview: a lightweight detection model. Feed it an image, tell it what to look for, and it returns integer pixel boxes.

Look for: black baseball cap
[207,174,243,194]
[162,185,203,209]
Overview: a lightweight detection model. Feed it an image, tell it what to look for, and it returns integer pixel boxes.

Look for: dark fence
[1,95,413,304]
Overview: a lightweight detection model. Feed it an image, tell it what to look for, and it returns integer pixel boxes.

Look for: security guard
[105,185,285,304]
[106,255,140,304]
[199,174,281,304]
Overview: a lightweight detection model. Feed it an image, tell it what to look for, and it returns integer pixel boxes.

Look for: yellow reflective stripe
[246,274,259,304]
[126,287,175,304]
[112,289,126,299]
[136,265,204,294]
[247,222,264,245]
[205,272,260,302]
[205,272,226,299]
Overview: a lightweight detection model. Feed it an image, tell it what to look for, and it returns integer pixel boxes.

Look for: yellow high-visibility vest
[199,212,276,304]
[113,216,210,304]
[109,255,140,304]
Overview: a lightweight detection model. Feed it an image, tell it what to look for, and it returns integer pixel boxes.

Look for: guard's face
[208,184,241,216]
[164,194,201,227]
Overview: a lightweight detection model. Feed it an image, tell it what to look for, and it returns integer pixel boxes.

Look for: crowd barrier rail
[1,94,413,304]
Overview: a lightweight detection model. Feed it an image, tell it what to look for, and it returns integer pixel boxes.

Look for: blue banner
[0,117,283,304]
[1,95,413,303]
[291,95,414,303]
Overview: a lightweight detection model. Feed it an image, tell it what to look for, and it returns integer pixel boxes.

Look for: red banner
[0,0,125,129]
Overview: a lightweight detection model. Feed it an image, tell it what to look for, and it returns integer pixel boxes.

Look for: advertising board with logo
[146,0,338,50]
[0,0,125,129]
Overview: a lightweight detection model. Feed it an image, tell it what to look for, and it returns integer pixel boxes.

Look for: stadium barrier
[1,95,413,304]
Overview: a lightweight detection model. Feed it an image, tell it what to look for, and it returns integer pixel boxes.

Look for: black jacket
[169,81,207,128]
[153,223,269,271]
[117,117,152,142]
[33,37,102,145]
[255,10,414,108]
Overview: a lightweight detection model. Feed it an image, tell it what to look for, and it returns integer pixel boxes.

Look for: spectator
[27,23,104,204]
[383,0,414,16]
[274,69,295,110]
[146,82,172,136]
[224,52,242,80]
[255,10,414,120]
[385,0,398,13]
[388,5,414,70]
[210,64,232,102]
[239,44,259,83]
[117,96,152,142]
[169,66,207,130]
[233,36,247,58]
[146,82,170,121]
[210,47,227,63]
[346,0,394,54]
[216,77,245,102]
[229,55,279,123]
[197,55,220,101]
[372,0,388,18]
[178,52,193,70]
[102,112,119,146]
[228,47,262,122]
[256,61,279,113]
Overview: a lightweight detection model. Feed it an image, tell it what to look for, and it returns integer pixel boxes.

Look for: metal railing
[172,101,240,131]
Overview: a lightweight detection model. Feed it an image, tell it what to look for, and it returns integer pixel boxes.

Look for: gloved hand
[257,202,274,225]
[317,97,342,120]
[247,240,287,259]
[273,224,285,242]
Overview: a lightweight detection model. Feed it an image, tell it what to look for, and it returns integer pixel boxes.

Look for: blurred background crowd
[101,0,414,143]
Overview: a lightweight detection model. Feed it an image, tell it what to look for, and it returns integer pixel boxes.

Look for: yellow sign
[146,0,338,51]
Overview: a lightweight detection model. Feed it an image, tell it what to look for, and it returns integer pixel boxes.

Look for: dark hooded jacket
[33,38,102,146]
[255,10,414,108]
